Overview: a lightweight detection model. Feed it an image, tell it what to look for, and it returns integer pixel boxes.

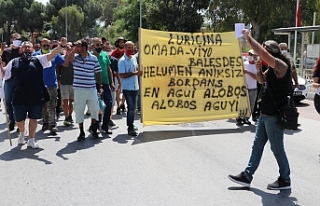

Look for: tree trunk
[251,21,261,41]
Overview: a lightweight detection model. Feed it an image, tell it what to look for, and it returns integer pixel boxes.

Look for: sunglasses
[95,44,103,47]
[42,44,50,48]
[13,38,22,41]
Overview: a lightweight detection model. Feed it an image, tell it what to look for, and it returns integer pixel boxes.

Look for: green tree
[51,5,84,41]
[147,0,210,32]
[100,0,119,27]
[206,0,317,42]
[47,0,103,38]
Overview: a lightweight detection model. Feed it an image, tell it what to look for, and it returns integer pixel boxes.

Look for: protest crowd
[0,33,141,149]
[0,27,306,191]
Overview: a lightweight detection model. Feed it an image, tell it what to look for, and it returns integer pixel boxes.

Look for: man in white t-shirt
[0,39,68,148]
[236,49,258,126]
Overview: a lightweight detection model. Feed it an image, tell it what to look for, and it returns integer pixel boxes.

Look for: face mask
[126,49,134,56]
[248,56,254,62]
[281,50,287,55]
[22,52,32,60]
[13,40,21,47]
[262,60,268,66]
[42,49,49,54]
[106,51,111,56]
[95,48,102,53]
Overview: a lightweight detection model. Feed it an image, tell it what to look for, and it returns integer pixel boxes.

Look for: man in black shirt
[1,33,22,131]
[0,39,68,148]
[228,29,292,190]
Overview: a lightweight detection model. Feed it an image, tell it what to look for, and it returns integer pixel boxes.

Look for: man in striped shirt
[63,40,102,141]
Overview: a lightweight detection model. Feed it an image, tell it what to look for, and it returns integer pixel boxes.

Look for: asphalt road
[0,100,319,206]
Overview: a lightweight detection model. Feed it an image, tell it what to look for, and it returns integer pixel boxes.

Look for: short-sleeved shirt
[109,56,118,82]
[92,51,111,84]
[111,48,125,60]
[5,55,51,105]
[244,62,257,90]
[118,54,139,91]
[1,48,21,81]
[260,58,292,115]
[33,50,65,88]
[59,54,74,85]
[72,52,102,89]
[313,68,320,83]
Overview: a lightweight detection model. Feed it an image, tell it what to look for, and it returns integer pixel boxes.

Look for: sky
[35,0,49,5]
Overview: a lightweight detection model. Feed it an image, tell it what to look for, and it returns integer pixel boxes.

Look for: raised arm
[45,37,68,61]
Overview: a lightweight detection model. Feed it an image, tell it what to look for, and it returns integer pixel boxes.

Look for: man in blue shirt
[118,41,142,136]
[33,38,65,135]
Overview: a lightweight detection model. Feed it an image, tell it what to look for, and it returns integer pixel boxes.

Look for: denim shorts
[13,105,43,122]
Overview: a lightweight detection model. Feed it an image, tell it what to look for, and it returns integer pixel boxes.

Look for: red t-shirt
[111,49,125,59]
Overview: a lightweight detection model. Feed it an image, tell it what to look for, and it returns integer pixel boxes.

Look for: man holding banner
[118,41,141,136]
[228,29,292,190]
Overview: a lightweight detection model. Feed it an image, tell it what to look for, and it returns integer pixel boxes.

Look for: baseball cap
[263,40,280,54]
[248,49,256,55]
[73,40,88,47]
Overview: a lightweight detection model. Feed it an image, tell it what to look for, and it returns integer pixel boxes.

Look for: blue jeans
[123,90,138,130]
[102,84,112,127]
[244,115,291,183]
[4,80,15,123]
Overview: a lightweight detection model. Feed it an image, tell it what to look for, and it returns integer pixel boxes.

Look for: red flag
[296,0,301,27]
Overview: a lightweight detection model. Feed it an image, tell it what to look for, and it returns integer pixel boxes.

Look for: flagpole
[293,0,299,70]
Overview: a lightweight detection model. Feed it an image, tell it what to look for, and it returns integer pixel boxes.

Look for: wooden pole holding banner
[0,59,12,146]
[138,28,143,124]
[3,99,12,146]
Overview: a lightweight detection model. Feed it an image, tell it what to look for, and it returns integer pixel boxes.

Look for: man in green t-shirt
[92,37,115,134]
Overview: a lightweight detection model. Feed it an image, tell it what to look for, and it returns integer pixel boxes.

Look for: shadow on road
[132,126,255,145]
[56,134,110,160]
[0,145,52,164]
[228,186,299,206]
[295,102,310,107]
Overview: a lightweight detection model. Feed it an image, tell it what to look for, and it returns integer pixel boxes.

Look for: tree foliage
[206,0,317,42]
[51,5,84,41]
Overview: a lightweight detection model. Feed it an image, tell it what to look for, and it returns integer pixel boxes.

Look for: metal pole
[293,0,299,66]
[65,0,68,38]
[139,0,142,28]
[300,32,305,76]
[312,12,316,44]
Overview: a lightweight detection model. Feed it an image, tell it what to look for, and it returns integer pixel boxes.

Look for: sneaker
[89,124,99,139]
[77,132,86,142]
[68,115,74,123]
[228,172,251,187]
[50,125,58,135]
[236,118,243,126]
[101,125,113,134]
[42,123,49,131]
[17,132,25,145]
[116,108,121,115]
[108,120,116,127]
[9,122,15,131]
[243,118,251,125]
[120,104,126,112]
[128,129,138,136]
[27,138,39,149]
[63,118,71,126]
[267,177,291,190]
